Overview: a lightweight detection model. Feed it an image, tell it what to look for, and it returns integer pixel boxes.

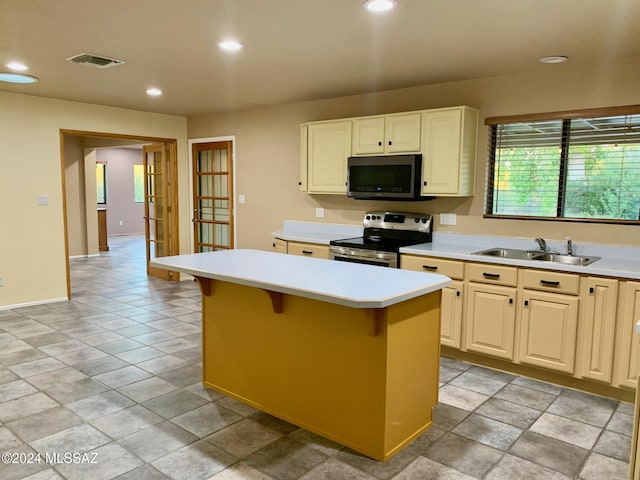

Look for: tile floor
[0,235,634,480]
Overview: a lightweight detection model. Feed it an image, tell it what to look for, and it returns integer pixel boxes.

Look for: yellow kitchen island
[151,249,450,461]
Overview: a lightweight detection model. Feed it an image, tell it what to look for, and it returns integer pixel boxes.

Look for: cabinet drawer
[287,242,330,260]
[522,269,580,295]
[468,263,518,287]
[401,255,464,280]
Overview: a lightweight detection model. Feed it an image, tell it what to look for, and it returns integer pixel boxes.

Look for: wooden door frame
[59,129,180,299]
[188,136,237,252]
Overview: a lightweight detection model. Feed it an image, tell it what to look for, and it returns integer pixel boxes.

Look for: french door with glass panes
[192,141,234,252]
[143,143,178,280]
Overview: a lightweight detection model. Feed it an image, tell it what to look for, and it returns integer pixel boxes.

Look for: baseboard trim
[69,254,100,259]
[0,297,68,311]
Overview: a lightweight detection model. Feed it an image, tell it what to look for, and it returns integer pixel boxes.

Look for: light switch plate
[316,208,324,218]
[37,194,49,206]
[238,195,246,204]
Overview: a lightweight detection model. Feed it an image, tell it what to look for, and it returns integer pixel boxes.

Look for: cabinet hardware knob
[272,243,275,248]
[388,140,392,145]
[483,272,500,279]
[524,300,529,307]
[589,287,594,294]
[302,250,313,255]
[509,298,513,304]
[540,280,560,287]
[298,181,302,185]
[423,181,427,186]
[378,141,382,146]
[456,291,461,297]
[422,265,438,271]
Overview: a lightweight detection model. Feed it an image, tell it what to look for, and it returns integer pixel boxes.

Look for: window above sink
[484,105,640,225]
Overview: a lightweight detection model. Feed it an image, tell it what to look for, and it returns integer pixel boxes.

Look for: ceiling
[1,0,639,117]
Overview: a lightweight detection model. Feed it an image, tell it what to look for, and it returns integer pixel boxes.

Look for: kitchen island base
[196,277,441,462]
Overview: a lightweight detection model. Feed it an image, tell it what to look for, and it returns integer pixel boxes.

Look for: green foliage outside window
[489,114,640,222]
[134,164,144,203]
[96,163,106,204]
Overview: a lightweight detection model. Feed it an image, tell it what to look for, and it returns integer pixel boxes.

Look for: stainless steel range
[329,211,433,268]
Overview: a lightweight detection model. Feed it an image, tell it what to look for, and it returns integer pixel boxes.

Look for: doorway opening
[60,130,180,299]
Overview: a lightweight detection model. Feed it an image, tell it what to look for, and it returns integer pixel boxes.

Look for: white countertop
[150,249,451,309]
[400,232,640,280]
[272,220,362,245]
[273,222,640,280]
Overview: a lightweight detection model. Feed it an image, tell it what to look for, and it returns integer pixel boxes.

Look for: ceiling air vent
[66,53,125,69]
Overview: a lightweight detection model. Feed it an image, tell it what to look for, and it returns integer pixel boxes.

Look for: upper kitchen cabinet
[352,113,421,155]
[299,120,352,194]
[421,106,479,197]
[300,105,479,196]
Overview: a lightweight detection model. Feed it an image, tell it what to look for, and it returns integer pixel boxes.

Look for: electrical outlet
[119,220,124,226]
[315,208,324,218]
[440,213,457,225]
[0,276,4,287]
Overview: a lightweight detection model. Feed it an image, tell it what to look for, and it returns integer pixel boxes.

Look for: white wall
[0,91,188,308]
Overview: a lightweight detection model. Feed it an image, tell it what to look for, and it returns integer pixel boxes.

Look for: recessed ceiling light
[6,62,28,71]
[218,40,244,52]
[0,72,38,84]
[146,88,163,96]
[363,0,397,12]
[539,56,568,64]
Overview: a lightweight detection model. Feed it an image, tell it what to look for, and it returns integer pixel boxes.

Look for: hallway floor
[0,235,633,480]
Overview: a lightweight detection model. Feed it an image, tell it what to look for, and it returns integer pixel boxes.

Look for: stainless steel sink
[533,252,601,266]
[472,248,600,266]
[471,248,543,260]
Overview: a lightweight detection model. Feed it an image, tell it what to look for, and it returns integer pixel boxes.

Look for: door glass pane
[214,200,229,221]
[214,149,228,173]
[198,151,213,173]
[198,199,213,220]
[214,175,228,198]
[199,223,213,246]
[198,174,211,196]
[215,224,229,247]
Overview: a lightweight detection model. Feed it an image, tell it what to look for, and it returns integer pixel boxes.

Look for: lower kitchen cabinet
[401,255,465,348]
[578,277,618,383]
[519,290,579,374]
[287,241,330,259]
[273,238,287,254]
[441,280,464,349]
[464,283,516,360]
[614,281,640,389]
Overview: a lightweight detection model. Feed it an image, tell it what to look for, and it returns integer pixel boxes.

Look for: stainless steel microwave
[347,154,427,200]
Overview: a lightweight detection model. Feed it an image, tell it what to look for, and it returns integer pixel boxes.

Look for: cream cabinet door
[464,283,517,360]
[352,117,385,155]
[421,106,478,196]
[441,280,464,349]
[385,113,421,153]
[578,277,618,383]
[613,281,640,389]
[306,121,352,194]
[519,291,579,374]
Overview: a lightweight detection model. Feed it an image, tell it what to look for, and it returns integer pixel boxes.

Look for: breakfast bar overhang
[151,249,450,461]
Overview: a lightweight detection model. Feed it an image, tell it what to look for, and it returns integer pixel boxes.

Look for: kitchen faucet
[566,236,573,256]
[534,237,548,252]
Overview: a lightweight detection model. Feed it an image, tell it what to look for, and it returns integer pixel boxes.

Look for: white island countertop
[150,249,450,309]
